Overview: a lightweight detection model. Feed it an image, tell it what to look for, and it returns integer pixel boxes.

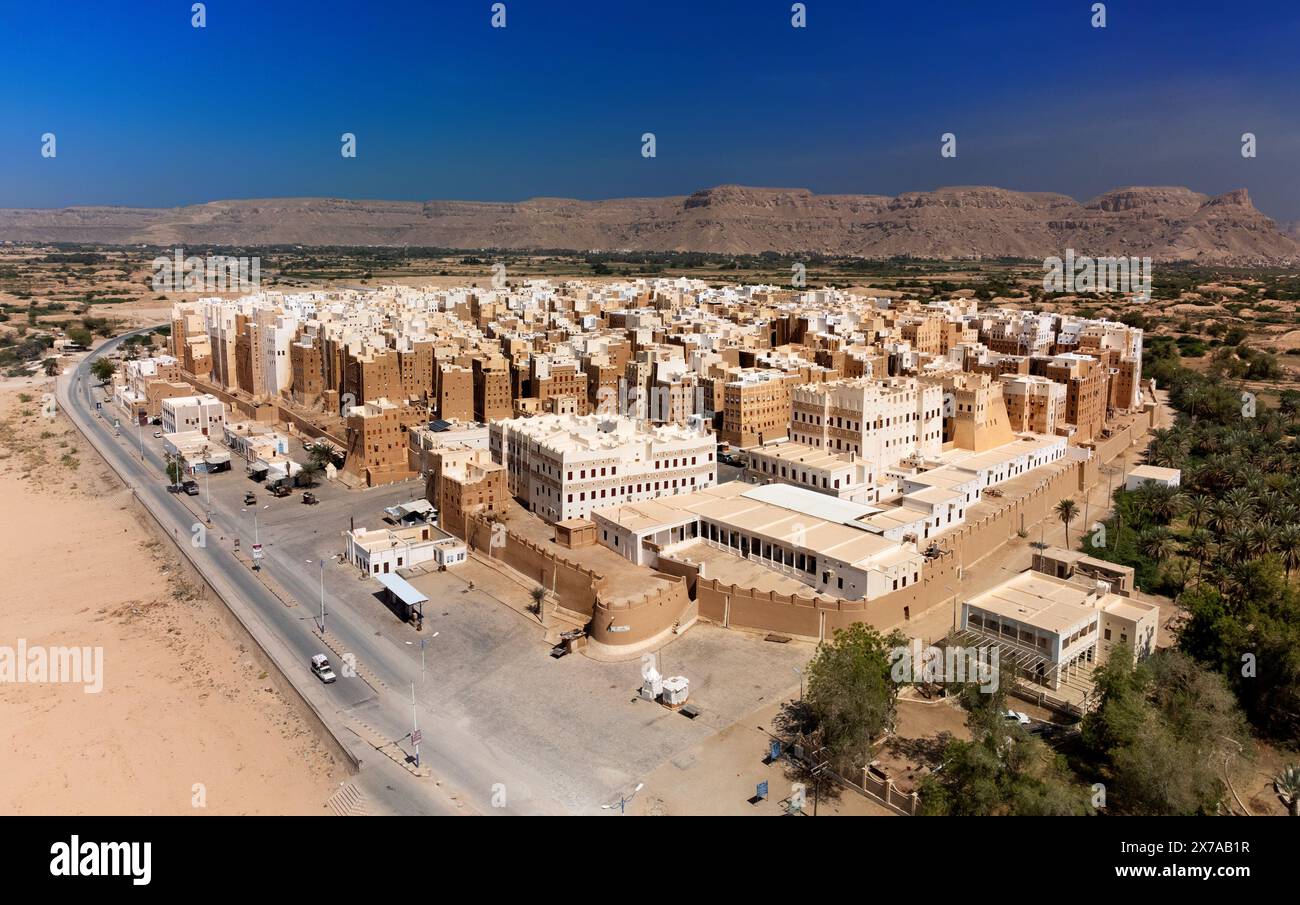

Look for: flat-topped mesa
[2,184,1296,263]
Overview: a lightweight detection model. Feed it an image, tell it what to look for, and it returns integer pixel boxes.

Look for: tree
[529,585,546,617]
[1182,529,1214,587]
[1083,649,1251,815]
[1137,527,1176,565]
[66,327,92,348]
[1180,557,1300,741]
[1275,524,1300,578]
[920,663,1091,816]
[297,460,324,487]
[1141,484,1184,525]
[90,357,116,384]
[1184,494,1214,532]
[803,623,905,774]
[164,454,184,487]
[1055,498,1079,548]
[306,441,336,468]
[1275,765,1300,817]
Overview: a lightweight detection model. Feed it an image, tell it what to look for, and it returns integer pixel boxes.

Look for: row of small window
[565,477,700,503]
[793,411,926,429]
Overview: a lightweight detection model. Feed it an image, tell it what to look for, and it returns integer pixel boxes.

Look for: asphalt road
[58,328,565,815]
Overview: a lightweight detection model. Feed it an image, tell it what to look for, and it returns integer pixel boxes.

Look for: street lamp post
[410,682,422,769]
[314,558,325,635]
[421,632,438,683]
[601,782,644,815]
[242,505,268,569]
[202,451,213,523]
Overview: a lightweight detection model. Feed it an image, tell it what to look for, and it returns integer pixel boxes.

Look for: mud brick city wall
[589,576,695,647]
[465,516,603,617]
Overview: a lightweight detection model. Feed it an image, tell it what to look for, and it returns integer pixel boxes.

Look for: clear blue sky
[3,0,1299,220]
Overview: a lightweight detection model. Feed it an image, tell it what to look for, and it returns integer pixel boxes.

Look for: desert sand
[0,379,345,814]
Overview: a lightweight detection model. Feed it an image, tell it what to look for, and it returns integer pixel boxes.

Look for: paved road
[59,328,566,815]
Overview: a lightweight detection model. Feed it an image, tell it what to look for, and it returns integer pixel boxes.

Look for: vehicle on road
[269,482,291,498]
[243,491,257,505]
[152,430,163,439]
[310,654,337,684]
[182,480,200,496]
[302,491,319,505]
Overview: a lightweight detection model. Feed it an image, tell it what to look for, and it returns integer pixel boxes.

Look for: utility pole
[319,558,326,635]
[410,682,420,769]
[203,454,213,523]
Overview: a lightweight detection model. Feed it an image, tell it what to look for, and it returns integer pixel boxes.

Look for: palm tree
[1138,527,1176,565]
[1182,529,1213,587]
[529,585,546,618]
[307,441,336,468]
[1216,499,1255,536]
[1225,487,1257,514]
[1224,526,1256,565]
[297,460,324,488]
[1251,523,1279,558]
[1275,524,1300,578]
[1143,485,1185,525]
[1185,494,1214,531]
[1276,765,1300,817]
[1055,498,1079,549]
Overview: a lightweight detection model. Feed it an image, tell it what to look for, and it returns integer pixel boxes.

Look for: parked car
[152,430,163,439]
[182,480,200,496]
[243,491,257,505]
[269,482,291,498]
[310,654,337,684]
[1004,709,1031,726]
[301,491,319,505]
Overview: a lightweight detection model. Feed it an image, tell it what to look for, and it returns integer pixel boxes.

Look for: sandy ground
[629,695,895,816]
[0,379,345,814]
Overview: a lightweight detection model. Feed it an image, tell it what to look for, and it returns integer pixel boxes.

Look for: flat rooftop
[1128,464,1180,481]
[966,571,1107,635]
[596,481,912,570]
[749,441,857,472]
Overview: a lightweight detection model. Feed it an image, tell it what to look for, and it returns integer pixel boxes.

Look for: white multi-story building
[746,442,878,504]
[489,413,717,522]
[161,394,226,437]
[790,377,943,471]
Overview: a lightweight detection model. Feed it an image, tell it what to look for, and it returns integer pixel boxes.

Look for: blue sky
[3,0,1299,219]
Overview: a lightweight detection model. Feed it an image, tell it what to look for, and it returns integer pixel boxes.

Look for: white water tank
[662,675,689,706]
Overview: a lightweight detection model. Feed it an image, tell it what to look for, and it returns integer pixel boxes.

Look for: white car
[152,431,163,439]
[1004,709,1031,726]
[310,654,337,684]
